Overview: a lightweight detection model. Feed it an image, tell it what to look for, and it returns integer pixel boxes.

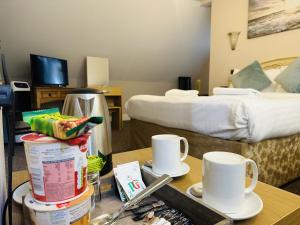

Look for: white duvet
[126,93,300,142]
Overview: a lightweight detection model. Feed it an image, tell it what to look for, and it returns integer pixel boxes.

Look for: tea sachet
[114,161,146,201]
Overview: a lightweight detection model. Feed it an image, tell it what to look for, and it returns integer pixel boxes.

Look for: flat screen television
[30,54,69,87]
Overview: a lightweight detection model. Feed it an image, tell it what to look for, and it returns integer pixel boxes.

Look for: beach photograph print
[248,0,300,38]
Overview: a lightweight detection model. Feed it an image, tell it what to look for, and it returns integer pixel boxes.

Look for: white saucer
[142,162,190,178]
[186,182,263,220]
[13,181,30,204]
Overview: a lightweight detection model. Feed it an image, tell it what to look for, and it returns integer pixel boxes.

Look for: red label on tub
[43,158,75,202]
[21,132,90,145]
[21,133,58,143]
[56,202,71,208]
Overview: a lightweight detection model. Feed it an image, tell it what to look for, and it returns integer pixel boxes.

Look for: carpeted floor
[7,121,300,195]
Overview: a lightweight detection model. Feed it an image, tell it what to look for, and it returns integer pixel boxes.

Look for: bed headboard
[261,57,297,70]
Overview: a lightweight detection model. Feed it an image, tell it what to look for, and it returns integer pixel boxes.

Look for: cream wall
[0,0,211,110]
[209,0,300,92]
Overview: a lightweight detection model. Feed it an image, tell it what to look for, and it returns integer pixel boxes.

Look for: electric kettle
[62,88,112,175]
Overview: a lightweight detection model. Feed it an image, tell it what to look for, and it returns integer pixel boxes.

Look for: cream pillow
[262,67,287,93]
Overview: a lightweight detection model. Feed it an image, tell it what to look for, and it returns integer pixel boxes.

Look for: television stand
[32,86,123,130]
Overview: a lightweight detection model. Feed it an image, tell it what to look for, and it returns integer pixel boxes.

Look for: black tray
[142,170,232,225]
[92,171,233,225]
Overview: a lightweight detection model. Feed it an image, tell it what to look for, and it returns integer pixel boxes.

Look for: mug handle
[179,137,189,161]
[245,159,258,195]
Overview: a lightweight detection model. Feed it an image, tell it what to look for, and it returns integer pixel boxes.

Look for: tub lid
[25,184,94,212]
[21,133,59,143]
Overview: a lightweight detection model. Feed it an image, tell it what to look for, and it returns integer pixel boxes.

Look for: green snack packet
[87,155,106,174]
[23,108,103,140]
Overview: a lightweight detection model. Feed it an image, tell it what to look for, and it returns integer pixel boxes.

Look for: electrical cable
[1,198,7,225]
[1,180,29,225]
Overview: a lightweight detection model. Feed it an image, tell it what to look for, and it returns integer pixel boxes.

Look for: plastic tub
[21,133,88,203]
[25,184,94,225]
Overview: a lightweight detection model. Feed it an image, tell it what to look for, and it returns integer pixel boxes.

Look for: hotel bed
[126,57,300,187]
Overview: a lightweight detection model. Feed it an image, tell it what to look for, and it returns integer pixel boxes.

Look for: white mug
[202,151,258,213]
[151,134,189,175]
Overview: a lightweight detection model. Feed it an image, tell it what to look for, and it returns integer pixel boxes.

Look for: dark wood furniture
[32,86,123,129]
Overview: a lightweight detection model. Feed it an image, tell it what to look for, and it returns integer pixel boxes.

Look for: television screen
[30,54,69,87]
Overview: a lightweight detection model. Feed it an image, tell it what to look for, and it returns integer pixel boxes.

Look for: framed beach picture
[248,0,300,39]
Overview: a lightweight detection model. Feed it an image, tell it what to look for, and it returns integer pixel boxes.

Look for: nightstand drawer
[60,91,69,98]
[40,91,60,98]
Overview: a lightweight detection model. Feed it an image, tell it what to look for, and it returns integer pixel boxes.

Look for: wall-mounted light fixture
[228,32,241,51]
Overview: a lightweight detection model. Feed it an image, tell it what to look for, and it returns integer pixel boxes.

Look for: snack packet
[87,155,106,174]
[23,108,103,140]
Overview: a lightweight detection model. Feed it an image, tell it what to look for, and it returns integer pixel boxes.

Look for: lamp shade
[228,32,241,50]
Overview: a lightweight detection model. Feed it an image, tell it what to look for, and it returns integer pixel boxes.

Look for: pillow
[232,61,272,91]
[275,57,300,93]
[165,89,199,97]
[261,67,287,93]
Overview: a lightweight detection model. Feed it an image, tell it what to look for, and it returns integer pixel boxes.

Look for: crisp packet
[22,108,103,140]
[114,161,146,201]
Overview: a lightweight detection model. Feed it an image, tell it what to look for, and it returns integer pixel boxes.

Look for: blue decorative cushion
[275,57,300,93]
[232,61,271,91]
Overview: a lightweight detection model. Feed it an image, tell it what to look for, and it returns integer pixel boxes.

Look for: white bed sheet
[126,93,300,142]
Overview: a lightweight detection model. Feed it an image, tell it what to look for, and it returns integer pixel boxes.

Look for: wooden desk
[13,148,300,225]
[32,86,123,129]
[113,149,300,225]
